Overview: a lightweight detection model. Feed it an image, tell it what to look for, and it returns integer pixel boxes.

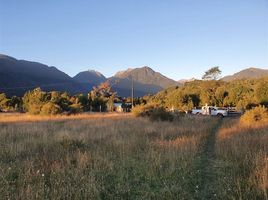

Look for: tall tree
[88,81,116,112]
[202,66,222,80]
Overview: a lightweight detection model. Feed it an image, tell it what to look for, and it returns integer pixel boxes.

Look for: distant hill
[0,54,179,97]
[73,70,106,91]
[108,66,179,97]
[0,54,83,96]
[108,77,162,97]
[73,70,106,84]
[114,68,133,77]
[73,66,178,97]
[222,67,268,81]
[3,54,267,97]
[114,66,178,89]
[177,78,195,84]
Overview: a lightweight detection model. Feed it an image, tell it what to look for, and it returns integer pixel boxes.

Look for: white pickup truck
[192,106,228,117]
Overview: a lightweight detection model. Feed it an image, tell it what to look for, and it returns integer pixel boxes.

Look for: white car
[192,106,228,117]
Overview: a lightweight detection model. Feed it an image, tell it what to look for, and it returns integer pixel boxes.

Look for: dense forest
[0,76,268,115]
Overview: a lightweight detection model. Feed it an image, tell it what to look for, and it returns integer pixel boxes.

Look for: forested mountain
[2,54,267,98]
[74,66,179,97]
[108,76,163,97]
[73,70,106,85]
[113,66,178,89]
[222,67,268,81]
[107,66,179,97]
[0,54,83,96]
[0,54,180,97]
[73,70,107,93]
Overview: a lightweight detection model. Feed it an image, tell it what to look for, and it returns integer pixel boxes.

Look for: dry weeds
[0,114,214,199]
[216,118,268,199]
[0,113,266,199]
[0,112,129,123]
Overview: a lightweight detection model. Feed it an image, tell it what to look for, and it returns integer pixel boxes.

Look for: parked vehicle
[192,105,228,117]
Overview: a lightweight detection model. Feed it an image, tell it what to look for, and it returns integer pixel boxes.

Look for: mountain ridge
[221,67,268,81]
[0,54,179,97]
[1,54,267,97]
[73,70,106,84]
[0,54,84,96]
[111,66,178,89]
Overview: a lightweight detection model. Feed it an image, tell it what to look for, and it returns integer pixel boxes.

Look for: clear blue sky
[0,0,267,80]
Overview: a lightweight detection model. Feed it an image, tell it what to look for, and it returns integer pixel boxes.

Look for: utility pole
[131,76,134,109]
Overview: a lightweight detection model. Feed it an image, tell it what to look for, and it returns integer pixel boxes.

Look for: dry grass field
[0,113,267,199]
[215,118,268,200]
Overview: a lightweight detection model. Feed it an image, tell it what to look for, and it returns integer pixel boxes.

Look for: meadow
[215,118,268,199]
[0,113,267,199]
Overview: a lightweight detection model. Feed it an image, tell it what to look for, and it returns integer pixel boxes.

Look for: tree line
[147,77,268,111]
[0,82,142,115]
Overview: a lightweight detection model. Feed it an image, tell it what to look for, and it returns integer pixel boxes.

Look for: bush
[40,102,62,115]
[132,104,174,121]
[69,104,83,114]
[149,107,174,121]
[28,104,43,115]
[240,106,268,125]
[132,104,156,117]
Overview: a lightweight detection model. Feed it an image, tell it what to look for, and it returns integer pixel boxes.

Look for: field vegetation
[215,117,268,199]
[0,112,267,199]
[0,114,217,199]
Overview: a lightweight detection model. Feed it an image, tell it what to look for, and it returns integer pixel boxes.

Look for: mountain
[74,66,180,97]
[222,67,268,81]
[114,66,177,89]
[0,54,179,97]
[114,68,133,77]
[73,70,106,90]
[108,66,179,97]
[108,77,162,97]
[73,70,106,94]
[0,54,83,96]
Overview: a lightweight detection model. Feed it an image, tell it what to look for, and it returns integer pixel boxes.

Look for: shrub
[149,107,174,121]
[132,104,174,121]
[28,104,43,115]
[69,103,83,114]
[0,93,10,111]
[40,102,62,115]
[240,106,268,125]
[132,104,156,117]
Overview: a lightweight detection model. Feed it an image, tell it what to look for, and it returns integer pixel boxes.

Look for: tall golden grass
[0,112,130,123]
[0,114,215,199]
[216,118,268,199]
[0,113,266,199]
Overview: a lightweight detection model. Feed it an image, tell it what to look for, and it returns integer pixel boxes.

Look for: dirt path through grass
[195,118,223,200]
